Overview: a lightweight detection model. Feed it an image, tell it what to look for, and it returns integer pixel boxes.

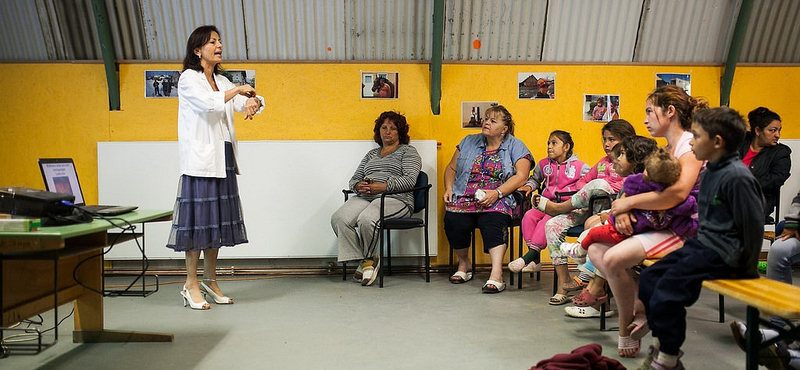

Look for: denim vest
[453,133,532,208]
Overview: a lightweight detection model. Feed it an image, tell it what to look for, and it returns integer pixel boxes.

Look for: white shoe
[508,258,541,273]
[565,305,614,318]
[522,261,541,273]
[560,242,587,264]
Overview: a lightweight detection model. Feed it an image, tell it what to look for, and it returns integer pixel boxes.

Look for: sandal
[628,316,650,341]
[618,335,641,358]
[572,288,608,308]
[449,270,473,284]
[549,293,572,305]
[482,279,506,293]
[562,275,589,292]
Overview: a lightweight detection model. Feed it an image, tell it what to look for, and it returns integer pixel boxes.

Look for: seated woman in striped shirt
[330,111,422,287]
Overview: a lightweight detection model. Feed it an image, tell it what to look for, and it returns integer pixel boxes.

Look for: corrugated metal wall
[0,0,49,60]
[543,0,643,62]
[739,0,800,63]
[443,0,547,61]
[1,0,799,63]
[634,0,739,63]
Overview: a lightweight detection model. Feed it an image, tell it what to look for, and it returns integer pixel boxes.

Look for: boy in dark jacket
[638,107,765,370]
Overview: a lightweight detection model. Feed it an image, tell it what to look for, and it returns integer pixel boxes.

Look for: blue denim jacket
[453,133,532,208]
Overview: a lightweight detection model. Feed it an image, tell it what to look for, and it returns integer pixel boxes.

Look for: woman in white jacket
[167,25,265,310]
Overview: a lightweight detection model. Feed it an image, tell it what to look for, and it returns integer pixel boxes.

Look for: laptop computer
[38,158,138,216]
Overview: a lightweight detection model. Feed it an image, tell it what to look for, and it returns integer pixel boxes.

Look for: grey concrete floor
[0,270,780,370]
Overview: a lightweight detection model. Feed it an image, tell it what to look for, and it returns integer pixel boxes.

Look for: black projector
[0,187,74,221]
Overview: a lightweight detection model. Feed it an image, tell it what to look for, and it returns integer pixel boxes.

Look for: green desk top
[0,209,172,253]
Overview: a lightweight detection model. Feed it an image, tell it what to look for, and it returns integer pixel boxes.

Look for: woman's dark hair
[602,119,636,142]
[747,107,781,134]
[647,85,709,130]
[484,105,515,136]
[182,25,222,74]
[621,135,658,175]
[373,111,410,146]
[549,130,575,158]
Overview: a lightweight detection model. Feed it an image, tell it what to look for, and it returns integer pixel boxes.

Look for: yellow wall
[1,62,798,265]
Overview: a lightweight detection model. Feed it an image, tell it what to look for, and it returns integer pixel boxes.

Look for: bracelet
[496,188,504,198]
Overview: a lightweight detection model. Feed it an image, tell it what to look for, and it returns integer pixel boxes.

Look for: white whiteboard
[98,140,438,260]
[776,139,800,222]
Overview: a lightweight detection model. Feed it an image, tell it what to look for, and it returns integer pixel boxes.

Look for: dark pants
[639,238,750,356]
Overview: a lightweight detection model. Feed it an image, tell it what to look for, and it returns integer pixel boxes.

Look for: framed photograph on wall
[656,73,691,95]
[361,71,398,99]
[461,101,499,129]
[145,70,181,98]
[583,94,620,122]
[221,70,257,89]
[518,72,555,99]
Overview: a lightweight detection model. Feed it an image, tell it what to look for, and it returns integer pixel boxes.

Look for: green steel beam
[430,0,444,115]
[720,0,754,107]
[91,0,120,110]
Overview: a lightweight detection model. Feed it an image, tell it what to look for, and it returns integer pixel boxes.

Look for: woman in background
[167,25,265,310]
[738,107,791,224]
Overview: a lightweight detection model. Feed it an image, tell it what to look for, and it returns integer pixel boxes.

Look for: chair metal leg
[424,226,430,283]
[600,301,607,331]
[342,261,347,281]
[386,230,392,276]
[517,226,524,289]
[552,271,558,296]
[718,294,725,323]
[508,226,515,286]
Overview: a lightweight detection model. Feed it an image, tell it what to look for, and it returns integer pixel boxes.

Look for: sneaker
[564,305,614,318]
[360,257,380,286]
[560,242,587,264]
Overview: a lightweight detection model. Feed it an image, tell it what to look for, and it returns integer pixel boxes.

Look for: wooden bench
[639,259,800,370]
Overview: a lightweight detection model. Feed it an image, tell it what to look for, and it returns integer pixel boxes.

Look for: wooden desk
[0,210,173,345]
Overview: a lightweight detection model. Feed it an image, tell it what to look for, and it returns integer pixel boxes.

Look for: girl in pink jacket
[510,130,590,273]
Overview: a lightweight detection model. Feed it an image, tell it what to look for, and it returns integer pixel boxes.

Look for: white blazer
[177,69,265,178]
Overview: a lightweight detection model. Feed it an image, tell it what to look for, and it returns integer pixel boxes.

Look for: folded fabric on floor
[529,343,627,370]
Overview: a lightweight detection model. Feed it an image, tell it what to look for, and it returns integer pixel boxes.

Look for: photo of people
[146,70,256,99]
[583,94,620,122]
[361,72,398,99]
[145,70,181,98]
[656,73,691,95]
[461,101,499,128]
[518,72,555,99]
[221,69,257,89]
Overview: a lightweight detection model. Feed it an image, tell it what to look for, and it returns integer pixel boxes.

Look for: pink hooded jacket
[526,154,590,201]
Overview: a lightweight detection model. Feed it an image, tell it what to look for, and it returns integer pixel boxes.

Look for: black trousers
[639,238,748,355]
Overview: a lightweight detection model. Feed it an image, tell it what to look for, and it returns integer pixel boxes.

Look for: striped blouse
[348,144,422,210]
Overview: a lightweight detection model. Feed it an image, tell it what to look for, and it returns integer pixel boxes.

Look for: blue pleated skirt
[166,142,248,252]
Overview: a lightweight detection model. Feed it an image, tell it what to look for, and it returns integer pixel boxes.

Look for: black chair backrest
[412,171,428,213]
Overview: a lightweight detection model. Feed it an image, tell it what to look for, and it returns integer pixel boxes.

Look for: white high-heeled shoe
[180,285,210,310]
[200,280,234,304]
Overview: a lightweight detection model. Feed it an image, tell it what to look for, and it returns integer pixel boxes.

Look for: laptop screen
[38,158,86,205]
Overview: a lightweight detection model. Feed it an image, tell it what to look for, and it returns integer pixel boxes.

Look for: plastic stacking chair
[341,171,432,288]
